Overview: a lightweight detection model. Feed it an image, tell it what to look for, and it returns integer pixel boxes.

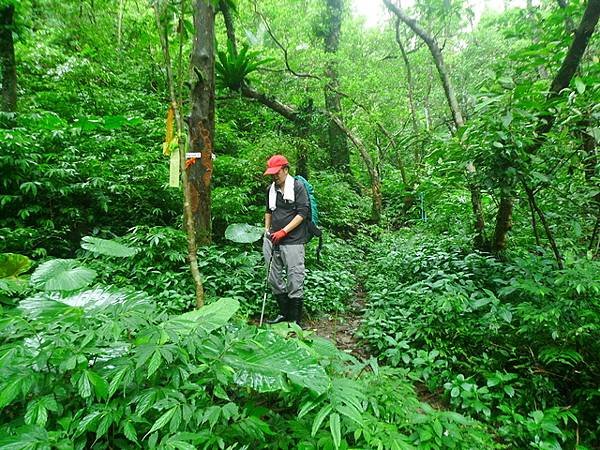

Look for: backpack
[295,175,323,261]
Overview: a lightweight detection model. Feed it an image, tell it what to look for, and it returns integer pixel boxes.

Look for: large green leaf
[0,253,32,278]
[18,296,71,319]
[223,330,330,394]
[0,253,31,294]
[305,335,356,362]
[164,297,240,335]
[0,425,50,449]
[81,236,139,257]
[19,287,151,319]
[30,259,97,291]
[224,223,264,244]
[330,413,341,449]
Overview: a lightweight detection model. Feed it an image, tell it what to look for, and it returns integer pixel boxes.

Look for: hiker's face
[272,167,287,186]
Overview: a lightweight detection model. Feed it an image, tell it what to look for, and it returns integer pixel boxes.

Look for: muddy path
[304,284,369,360]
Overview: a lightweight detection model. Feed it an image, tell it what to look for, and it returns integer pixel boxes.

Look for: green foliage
[211,154,265,237]
[169,297,240,334]
[310,173,371,236]
[4,0,600,448]
[0,111,179,258]
[81,226,355,317]
[359,229,600,447]
[0,253,31,279]
[0,253,32,295]
[0,254,496,449]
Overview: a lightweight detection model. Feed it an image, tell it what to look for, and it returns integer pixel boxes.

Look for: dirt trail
[305,285,370,360]
[305,285,447,410]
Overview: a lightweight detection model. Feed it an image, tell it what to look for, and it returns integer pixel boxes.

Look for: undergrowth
[0,246,497,449]
[358,227,600,449]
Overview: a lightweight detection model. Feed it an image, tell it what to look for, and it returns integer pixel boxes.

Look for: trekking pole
[259,244,276,326]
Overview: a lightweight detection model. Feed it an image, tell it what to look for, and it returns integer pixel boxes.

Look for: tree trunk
[469,176,487,251]
[590,217,600,254]
[523,181,564,269]
[383,1,464,129]
[0,5,17,113]
[219,0,237,56]
[189,0,215,245]
[395,18,419,136]
[296,108,311,179]
[323,0,350,172]
[331,115,382,222]
[527,191,541,247]
[377,122,409,187]
[371,171,382,223]
[296,143,309,179]
[154,5,205,308]
[492,194,513,253]
[423,69,433,132]
[395,17,421,184]
[490,137,516,254]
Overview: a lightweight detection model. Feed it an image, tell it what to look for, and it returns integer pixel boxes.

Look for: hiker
[263,154,309,325]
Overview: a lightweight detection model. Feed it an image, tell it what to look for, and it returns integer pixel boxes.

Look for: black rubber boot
[267,293,290,324]
[289,297,303,326]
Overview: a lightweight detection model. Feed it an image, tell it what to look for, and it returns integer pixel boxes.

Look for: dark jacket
[265,178,309,245]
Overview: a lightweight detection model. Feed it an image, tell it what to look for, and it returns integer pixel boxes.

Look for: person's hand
[264,230,271,240]
[270,229,288,244]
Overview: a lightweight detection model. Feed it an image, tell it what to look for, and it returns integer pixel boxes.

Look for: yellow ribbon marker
[163,105,175,156]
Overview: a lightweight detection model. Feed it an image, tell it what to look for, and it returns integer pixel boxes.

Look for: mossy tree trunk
[189,0,216,246]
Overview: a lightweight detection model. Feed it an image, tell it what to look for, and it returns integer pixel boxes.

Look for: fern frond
[539,347,583,367]
[215,42,271,91]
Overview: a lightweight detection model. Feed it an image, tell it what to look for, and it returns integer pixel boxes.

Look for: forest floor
[305,284,447,410]
[305,285,370,360]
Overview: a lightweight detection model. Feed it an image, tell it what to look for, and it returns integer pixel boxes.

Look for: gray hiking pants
[262,237,305,299]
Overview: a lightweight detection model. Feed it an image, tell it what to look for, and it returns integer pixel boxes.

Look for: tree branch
[330,114,375,176]
[240,83,300,122]
[253,1,321,80]
[396,17,419,135]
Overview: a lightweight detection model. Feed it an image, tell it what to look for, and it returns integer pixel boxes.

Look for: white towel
[268,174,295,211]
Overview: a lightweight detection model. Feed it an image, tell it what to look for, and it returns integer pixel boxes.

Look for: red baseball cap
[263,154,289,175]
